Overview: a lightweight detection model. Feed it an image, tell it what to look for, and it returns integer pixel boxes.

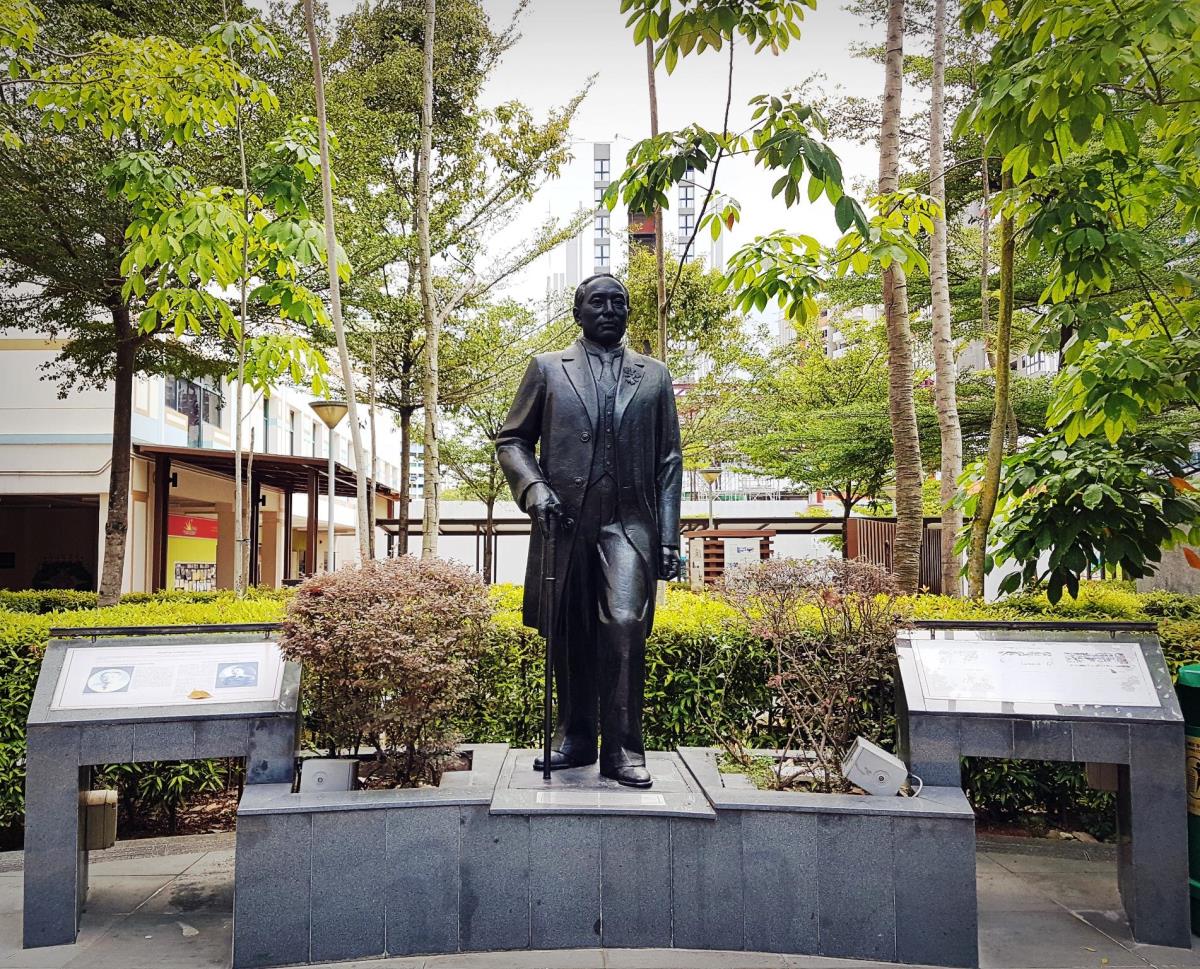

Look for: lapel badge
[623,365,642,386]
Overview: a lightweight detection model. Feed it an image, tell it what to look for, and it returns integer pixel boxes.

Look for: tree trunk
[645,37,668,362]
[398,405,412,556]
[368,335,378,560]
[243,429,254,587]
[98,305,134,606]
[483,494,495,585]
[878,0,924,594]
[967,172,1015,598]
[840,493,853,561]
[928,0,962,596]
[233,340,246,595]
[232,35,251,597]
[417,0,441,560]
[979,140,991,356]
[303,0,372,561]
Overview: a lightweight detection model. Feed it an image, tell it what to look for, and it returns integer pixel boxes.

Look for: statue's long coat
[496,339,683,635]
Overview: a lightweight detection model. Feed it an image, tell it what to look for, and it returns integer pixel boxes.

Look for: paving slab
[58,913,232,969]
[978,909,1149,968]
[84,852,207,878]
[0,878,21,917]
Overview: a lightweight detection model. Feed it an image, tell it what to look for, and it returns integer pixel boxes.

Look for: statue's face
[575,277,629,348]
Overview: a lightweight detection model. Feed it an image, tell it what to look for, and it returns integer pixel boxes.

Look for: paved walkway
[0,833,1196,969]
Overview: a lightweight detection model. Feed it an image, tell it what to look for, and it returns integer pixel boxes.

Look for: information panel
[49,640,285,710]
[904,635,1161,712]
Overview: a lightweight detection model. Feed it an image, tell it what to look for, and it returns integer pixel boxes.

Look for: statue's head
[573,273,629,348]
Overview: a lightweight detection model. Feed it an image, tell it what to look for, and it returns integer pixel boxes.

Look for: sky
[322,0,892,302]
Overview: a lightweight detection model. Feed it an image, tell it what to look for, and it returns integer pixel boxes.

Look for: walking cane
[540,512,572,782]
[540,516,557,782]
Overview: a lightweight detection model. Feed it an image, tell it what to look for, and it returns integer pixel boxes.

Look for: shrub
[963,758,1116,841]
[723,558,900,792]
[1141,590,1200,621]
[0,589,98,613]
[118,588,293,606]
[281,558,492,787]
[93,759,237,835]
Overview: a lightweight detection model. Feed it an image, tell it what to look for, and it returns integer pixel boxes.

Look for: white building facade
[0,331,415,593]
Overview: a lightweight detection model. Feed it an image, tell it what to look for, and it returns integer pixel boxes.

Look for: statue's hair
[573,273,630,317]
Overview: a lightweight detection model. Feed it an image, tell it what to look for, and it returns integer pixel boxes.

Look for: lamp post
[310,400,348,573]
[700,466,722,530]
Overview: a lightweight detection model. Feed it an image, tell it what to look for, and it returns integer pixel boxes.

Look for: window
[312,421,319,457]
[594,214,609,239]
[594,157,610,180]
[679,212,695,236]
[289,410,297,455]
[200,382,223,427]
[262,397,270,450]
[594,185,606,205]
[596,241,610,266]
[680,183,695,208]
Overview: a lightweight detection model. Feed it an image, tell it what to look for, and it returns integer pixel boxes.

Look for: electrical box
[840,736,909,797]
[299,758,356,793]
[84,789,117,850]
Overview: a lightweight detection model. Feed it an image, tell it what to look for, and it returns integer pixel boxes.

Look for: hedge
[0,587,295,614]
[0,589,99,614]
[2,579,1198,842]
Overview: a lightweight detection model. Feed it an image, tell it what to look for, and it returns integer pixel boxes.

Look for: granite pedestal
[233,745,977,968]
[896,621,1190,949]
[23,632,300,949]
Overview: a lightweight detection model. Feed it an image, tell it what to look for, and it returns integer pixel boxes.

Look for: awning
[133,444,400,499]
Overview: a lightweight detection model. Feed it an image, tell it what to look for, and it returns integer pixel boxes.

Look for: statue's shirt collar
[578,336,626,361]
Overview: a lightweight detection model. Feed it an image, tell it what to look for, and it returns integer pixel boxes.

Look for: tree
[875,0,925,593]
[3,0,320,602]
[928,0,962,594]
[302,0,370,561]
[739,318,1050,536]
[440,301,568,580]
[644,37,668,361]
[739,324,894,531]
[965,170,1013,596]
[620,243,743,378]
[307,0,584,557]
[958,0,1200,599]
[416,0,439,559]
[611,0,936,594]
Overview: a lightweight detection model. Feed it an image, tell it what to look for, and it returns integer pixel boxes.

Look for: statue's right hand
[527,483,564,534]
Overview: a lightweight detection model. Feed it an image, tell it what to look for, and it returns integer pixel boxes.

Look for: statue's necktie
[599,353,620,393]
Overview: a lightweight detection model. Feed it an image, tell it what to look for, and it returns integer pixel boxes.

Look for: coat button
[573,477,584,486]
[580,431,591,442]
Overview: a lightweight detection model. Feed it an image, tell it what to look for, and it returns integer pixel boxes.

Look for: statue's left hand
[659,546,681,581]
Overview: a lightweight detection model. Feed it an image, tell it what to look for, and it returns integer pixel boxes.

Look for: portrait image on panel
[215,661,259,689]
[83,666,133,695]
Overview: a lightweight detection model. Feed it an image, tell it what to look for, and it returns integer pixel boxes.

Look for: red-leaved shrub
[280,557,492,787]
[723,557,901,791]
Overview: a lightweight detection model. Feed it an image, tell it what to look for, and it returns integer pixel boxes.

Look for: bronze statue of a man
[497,274,682,787]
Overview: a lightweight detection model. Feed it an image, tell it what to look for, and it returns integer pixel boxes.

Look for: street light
[700,465,722,530]
[310,400,348,573]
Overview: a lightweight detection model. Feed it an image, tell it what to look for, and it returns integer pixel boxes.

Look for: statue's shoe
[533,749,597,771]
[601,764,653,788]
